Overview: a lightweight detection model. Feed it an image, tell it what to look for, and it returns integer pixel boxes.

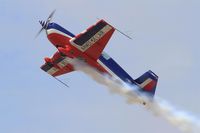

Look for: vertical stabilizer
[134,70,158,96]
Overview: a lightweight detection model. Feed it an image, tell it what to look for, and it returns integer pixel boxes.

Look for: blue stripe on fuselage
[47,23,75,37]
[99,52,135,84]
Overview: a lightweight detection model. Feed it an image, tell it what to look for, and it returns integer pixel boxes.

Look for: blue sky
[0,0,200,133]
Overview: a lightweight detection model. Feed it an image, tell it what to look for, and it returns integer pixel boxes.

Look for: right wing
[41,52,74,77]
[70,19,115,60]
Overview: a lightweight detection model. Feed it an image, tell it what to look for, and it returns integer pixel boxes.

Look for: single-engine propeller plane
[38,10,158,105]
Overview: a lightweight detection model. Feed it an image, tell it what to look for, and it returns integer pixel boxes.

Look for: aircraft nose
[39,20,47,29]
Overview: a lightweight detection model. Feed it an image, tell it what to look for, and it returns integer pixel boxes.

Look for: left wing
[70,19,115,60]
[41,52,74,77]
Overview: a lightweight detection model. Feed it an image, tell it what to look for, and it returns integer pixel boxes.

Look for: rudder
[134,70,158,96]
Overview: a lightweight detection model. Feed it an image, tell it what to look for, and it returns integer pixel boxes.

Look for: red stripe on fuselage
[48,33,71,47]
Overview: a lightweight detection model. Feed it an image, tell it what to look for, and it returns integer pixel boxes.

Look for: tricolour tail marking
[134,70,158,96]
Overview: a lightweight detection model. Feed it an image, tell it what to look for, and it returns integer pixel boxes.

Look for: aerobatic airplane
[38,11,158,105]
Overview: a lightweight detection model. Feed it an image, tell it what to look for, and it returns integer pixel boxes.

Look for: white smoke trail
[70,59,200,133]
[148,98,200,133]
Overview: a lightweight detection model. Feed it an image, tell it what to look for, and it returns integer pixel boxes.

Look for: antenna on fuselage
[53,76,70,88]
[114,28,132,40]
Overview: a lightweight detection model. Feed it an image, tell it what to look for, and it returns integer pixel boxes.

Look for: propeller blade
[35,9,56,38]
[46,9,56,23]
[35,27,44,38]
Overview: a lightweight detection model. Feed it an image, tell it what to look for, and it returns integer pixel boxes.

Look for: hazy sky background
[0,0,200,133]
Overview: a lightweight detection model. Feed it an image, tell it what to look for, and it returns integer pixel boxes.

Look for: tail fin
[134,70,158,97]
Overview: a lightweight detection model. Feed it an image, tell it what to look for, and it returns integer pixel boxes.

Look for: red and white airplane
[38,11,158,104]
